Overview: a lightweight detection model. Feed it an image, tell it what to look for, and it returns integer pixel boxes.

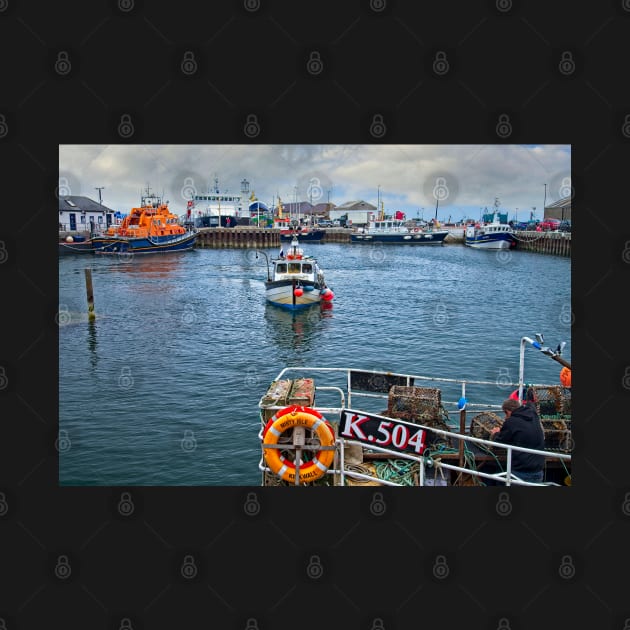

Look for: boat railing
[258,366,571,487]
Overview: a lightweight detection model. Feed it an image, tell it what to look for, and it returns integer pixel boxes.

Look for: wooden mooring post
[85,268,95,321]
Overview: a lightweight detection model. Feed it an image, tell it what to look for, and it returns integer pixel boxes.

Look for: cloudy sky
[59,144,571,222]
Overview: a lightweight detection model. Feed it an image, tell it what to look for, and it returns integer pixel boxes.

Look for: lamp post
[543,183,547,216]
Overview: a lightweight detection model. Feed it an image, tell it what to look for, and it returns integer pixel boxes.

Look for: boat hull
[280,230,325,242]
[91,232,197,254]
[265,280,322,309]
[194,215,237,228]
[58,240,95,255]
[351,231,448,244]
[465,233,515,249]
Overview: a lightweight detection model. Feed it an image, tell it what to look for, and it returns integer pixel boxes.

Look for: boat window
[302,263,313,273]
[288,262,301,273]
[276,263,287,273]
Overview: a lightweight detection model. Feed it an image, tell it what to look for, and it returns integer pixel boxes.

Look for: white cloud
[59,144,570,220]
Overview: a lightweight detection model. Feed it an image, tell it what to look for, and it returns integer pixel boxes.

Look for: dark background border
[1,1,629,628]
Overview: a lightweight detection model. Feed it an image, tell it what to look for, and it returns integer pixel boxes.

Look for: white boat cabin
[363,219,411,233]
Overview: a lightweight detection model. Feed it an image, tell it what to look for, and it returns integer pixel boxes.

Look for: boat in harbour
[351,218,449,244]
[465,198,516,250]
[259,235,334,310]
[274,196,325,242]
[189,177,245,228]
[280,223,325,242]
[257,334,571,486]
[58,234,96,255]
[91,188,197,254]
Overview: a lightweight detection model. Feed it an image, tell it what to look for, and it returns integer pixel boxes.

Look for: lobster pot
[260,378,316,424]
[387,386,441,424]
[528,385,569,416]
[559,386,571,416]
[288,378,315,407]
[469,411,504,441]
[541,418,572,452]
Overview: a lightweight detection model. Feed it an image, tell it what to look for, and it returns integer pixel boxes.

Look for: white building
[59,196,118,233]
[330,200,377,226]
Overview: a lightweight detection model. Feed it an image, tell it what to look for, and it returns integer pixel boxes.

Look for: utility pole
[543,183,547,216]
[95,187,104,204]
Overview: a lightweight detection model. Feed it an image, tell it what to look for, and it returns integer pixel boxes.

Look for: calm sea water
[59,241,571,486]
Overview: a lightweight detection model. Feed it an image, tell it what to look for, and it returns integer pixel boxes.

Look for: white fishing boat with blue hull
[260,236,334,310]
[465,198,516,250]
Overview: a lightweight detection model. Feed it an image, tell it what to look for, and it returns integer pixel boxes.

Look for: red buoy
[321,288,334,301]
[294,287,303,297]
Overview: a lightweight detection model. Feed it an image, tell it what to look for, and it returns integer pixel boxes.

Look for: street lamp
[543,183,547,215]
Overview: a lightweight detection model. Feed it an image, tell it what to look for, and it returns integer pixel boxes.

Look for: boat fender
[262,405,335,483]
[560,367,571,387]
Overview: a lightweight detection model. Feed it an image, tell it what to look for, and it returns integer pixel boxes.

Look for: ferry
[91,188,197,254]
[259,235,334,310]
[189,177,245,228]
[257,334,571,486]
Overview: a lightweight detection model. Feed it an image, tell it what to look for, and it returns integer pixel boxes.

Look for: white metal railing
[258,366,571,487]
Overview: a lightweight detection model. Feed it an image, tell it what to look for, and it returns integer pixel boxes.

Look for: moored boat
[91,188,197,255]
[351,218,449,244]
[257,334,571,487]
[261,235,334,310]
[279,225,325,242]
[465,198,516,250]
[58,234,96,255]
[189,176,244,228]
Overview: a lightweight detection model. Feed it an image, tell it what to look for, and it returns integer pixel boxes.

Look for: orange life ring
[262,405,335,483]
[560,367,571,387]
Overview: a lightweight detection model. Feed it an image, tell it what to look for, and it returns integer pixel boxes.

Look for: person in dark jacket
[489,398,546,483]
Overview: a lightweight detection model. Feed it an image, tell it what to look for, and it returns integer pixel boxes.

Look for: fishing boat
[91,188,197,254]
[258,235,334,310]
[257,334,571,487]
[279,223,325,242]
[465,198,516,250]
[274,196,325,242]
[351,219,449,244]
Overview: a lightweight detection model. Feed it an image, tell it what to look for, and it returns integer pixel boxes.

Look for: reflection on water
[264,303,333,353]
[87,319,98,369]
[106,252,189,278]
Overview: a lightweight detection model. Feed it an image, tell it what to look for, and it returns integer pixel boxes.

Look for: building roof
[312,202,336,214]
[334,200,377,211]
[59,196,116,213]
[545,196,571,210]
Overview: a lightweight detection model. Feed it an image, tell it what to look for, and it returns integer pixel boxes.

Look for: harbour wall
[189,227,570,256]
[513,231,571,257]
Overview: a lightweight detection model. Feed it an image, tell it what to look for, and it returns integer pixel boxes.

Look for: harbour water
[59,243,571,486]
